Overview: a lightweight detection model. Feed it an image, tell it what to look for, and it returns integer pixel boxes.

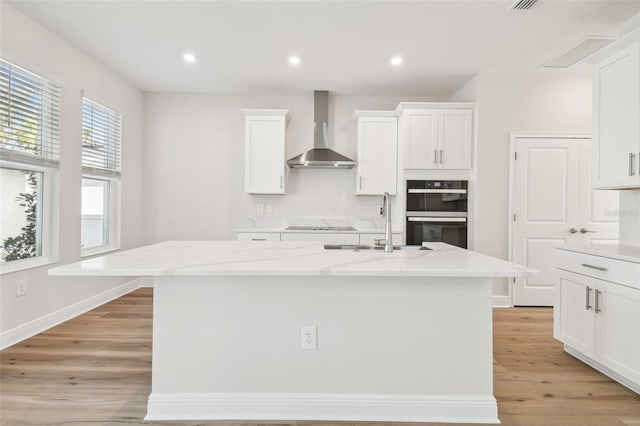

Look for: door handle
[579,228,596,234]
[585,286,592,310]
[280,176,283,189]
[569,228,578,234]
[630,153,636,176]
[439,150,443,164]
[594,289,602,313]
[433,150,437,165]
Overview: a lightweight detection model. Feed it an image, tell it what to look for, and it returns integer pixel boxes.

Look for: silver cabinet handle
[580,228,596,234]
[585,286,592,310]
[439,150,443,164]
[595,289,602,313]
[359,176,362,189]
[251,238,266,241]
[433,150,437,164]
[280,176,283,189]
[581,263,607,272]
[630,153,636,176]
[569,228,578,234]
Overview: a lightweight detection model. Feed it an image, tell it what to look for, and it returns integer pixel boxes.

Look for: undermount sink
[323,244,431,251]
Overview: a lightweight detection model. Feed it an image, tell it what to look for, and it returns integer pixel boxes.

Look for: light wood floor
[1,288,639,425]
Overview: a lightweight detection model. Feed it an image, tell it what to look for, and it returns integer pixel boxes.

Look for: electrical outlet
[266,204,273,214]
[378,206,384,216]
[301,326,317,350]
[256,203,264,214]
[16,279,27,297]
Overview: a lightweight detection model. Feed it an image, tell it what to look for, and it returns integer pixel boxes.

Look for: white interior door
[512,136,618,306]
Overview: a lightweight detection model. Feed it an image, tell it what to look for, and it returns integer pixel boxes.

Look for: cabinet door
[593,43,640,189]
[245,116,286,194]
[438,110,472,170]
[554,270,596,358]
[405,111,438,169]
[595,279,640,384]
[356,116,398,195]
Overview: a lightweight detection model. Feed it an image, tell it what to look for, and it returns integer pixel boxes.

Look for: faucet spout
[383,192,393,252]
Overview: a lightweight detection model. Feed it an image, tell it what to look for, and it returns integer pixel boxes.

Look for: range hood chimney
[287,91,356,169]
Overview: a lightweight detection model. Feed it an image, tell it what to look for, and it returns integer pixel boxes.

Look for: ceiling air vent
[541,36,616,68]
[511,0,539,10]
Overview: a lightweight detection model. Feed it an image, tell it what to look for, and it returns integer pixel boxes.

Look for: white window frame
[0,58,61,274]
[80,96,122,257]
[0,160,58,274]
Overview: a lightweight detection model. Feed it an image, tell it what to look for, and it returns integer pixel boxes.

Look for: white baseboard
[0,278,145,350]
[137,277,154,288]
[145,392,499,423]
[492,295,511,308]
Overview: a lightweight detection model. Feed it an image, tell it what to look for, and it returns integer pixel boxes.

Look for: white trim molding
[0,278,145,350]
[145,392,499,423]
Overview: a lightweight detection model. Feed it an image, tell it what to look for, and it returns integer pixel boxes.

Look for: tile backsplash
[619,190,640,246]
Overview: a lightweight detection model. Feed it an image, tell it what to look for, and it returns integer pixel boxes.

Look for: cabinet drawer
[557,249,640,290]
[237,232,281,242]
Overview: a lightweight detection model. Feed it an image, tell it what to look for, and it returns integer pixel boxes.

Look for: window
[81,97,122,254]
[0,58,60,270]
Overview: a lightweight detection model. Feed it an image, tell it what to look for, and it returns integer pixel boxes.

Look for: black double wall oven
[405,180,468,248]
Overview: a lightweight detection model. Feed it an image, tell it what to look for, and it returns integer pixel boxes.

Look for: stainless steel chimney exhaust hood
[287,91,356,169]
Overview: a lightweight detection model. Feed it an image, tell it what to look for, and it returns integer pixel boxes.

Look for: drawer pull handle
[630,153,636,176]
[581,263,607,272]
[585,286,592,310]
[251,238,267,241]
[595,289,602,313]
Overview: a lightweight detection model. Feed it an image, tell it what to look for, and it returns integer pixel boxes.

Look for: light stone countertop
[234,228,400,234]
[557,244,640,264]
[49,240,535,278]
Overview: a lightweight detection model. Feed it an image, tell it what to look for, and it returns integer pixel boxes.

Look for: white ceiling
[8,0,640,96]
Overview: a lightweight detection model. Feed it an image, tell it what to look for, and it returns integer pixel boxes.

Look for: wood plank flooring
[1,288,639,425]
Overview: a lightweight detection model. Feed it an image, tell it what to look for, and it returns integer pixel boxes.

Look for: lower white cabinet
[555,249,640,392]
[236,232,281,242]
[280,233,359,245]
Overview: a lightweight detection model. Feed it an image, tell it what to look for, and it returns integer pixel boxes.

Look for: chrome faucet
[374,192,393,252]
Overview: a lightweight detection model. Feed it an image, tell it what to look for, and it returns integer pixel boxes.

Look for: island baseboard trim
[145,392,500,423]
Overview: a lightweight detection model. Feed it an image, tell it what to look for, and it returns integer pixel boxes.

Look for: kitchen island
[49,241,534,424]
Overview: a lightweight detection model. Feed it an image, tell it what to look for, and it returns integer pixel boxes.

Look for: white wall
[620,190,640,246]
[0,4,144,338]
[453,73,593,296]
[143,93,437,243]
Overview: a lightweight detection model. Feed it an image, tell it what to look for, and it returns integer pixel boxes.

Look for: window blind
[82,97,122,177]
[0,58,61,168]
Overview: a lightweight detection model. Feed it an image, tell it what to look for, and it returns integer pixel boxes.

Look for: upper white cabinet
[592,40,640,189]
[355,111,398,195]
[399,104,473,170]
[242,109,289,194]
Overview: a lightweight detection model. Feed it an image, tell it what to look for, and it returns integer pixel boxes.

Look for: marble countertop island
[49,240,534,278]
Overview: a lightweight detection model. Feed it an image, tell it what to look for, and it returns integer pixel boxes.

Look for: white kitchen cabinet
[280,233,359,245]
[236,232,281,241]
[555,248,640,392]
[355,112,398,195]
[401,106,472,170]
[592,41,640,189]
[242,109,289,194]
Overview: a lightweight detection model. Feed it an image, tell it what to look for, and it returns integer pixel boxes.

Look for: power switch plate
[16,279,27,297]
[301,326,317,350]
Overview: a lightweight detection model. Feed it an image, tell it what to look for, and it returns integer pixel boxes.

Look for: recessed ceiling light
[183,52,197,64]
[391,56,403,67]
[288,56,301,66]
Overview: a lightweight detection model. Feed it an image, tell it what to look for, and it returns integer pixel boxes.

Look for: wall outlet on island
[266,204,273,214]
[301,326,317,350]
[16,279,27,297]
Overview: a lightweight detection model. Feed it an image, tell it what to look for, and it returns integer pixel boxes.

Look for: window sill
[0,256,59,275]
[81,245,120,258]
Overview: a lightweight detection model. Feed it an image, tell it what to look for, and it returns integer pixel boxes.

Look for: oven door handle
[407,189,467,194]
[408,217,467,222]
